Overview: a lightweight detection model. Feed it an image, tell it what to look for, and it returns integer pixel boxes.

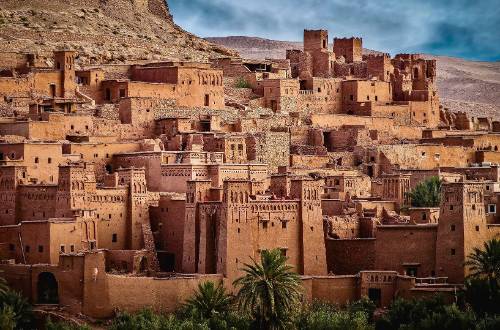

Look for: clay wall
[149,195,186,271]
[326,238,376,275]
[62,142,141,181]
[0,142,63,184]
[310,276,358,305]
[290,155,330,168]
[374,225,437,277]
[106,274,223,314]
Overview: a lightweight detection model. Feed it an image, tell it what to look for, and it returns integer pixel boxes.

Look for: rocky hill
[0,0,237,65]
[207,36,500,119]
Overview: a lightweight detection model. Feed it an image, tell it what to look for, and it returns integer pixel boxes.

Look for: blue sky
[169,0,500,61]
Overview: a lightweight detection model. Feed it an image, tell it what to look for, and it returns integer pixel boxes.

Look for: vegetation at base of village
[3,242,500,329]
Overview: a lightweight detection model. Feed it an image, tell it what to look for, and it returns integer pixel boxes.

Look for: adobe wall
[106,274,223,314]
[290,155,330,168]
[374,225,437,277]
[325,238,376,275]
[310,276,359,305]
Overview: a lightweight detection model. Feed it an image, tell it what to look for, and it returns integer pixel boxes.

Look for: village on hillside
[1,21,500,326]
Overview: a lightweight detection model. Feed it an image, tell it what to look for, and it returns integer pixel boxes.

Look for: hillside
[206,36,500,119]
[0,0,237,65]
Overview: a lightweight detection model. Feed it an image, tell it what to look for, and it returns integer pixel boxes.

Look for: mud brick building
[1,24,499,316]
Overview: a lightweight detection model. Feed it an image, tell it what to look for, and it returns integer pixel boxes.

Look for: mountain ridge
[0,0,237,65]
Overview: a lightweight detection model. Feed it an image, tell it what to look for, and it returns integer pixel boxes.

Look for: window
[48,157,52,164]
[9,244,15,251]
[476,226,480,232]
[282,222,287,229]
[451,224,456,231]
[70,245,75,252]
[449,205,454,211]
[451,249,456,256]
[488,204,496,214]
[262,222,268,229]
[25,245,30,253]
[375,96,378,101]
[119,89,126,98]
[38,245,43,253]
[350,95,353,101]
[34,157,39,163]
[112,234,117,242]
[60,245,66,253]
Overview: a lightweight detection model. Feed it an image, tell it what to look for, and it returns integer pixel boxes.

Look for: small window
[25,245,30,253]
[451,249,456,256]
[34,157,39,164]
[449,205,454,211]
[451,224,456,231]
[488,204,496,214]
[282,222,287,229]
[112,234,117,242]
[9,244,15,251]
[38,245,43,253]
[119,89,126,98]
[262,222,268,229]
[350,95,353,101]
[70,245,75,252]
[48,157,52,164]
[60,245,66,253]
[476,226,480,232]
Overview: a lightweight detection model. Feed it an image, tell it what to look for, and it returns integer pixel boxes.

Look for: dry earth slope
[207,36,500,119]
[0,0,237,65]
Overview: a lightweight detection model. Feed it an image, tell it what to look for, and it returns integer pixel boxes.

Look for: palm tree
[466,238,500,285]
[407,176,441,207]
[233,249,302,330]
[183,281,232,319]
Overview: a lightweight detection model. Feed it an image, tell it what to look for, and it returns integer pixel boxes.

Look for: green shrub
[109,308,210,330]
[297,301,372,330]
[406,176,441,207]
[234,78,251,89]
[46,318,91,330]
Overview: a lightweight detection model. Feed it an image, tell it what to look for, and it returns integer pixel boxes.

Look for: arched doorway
[37,272,59,304]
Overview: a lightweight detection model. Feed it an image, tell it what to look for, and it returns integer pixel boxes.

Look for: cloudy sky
[169,0,500,61]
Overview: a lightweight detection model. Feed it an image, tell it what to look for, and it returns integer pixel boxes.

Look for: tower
[0,166,26,226]
[291,178,327,275]
[182,180,213,273]
[333,37,363,63]
[217,180,252,281]
[435,182,489,283]
[304,30,329,52]
[56,162,96,218]
[53,50,76,98]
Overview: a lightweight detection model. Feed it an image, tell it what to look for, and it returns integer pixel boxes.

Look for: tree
[465,238,500,283]
[463,239,500,316]
[233,249,302,330]
[0,305,16,330]
[0,287,34,330]
[183,281,232,319]
[407,176,441,207]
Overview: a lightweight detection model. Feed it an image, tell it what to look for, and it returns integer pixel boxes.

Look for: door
[368,288,382,307]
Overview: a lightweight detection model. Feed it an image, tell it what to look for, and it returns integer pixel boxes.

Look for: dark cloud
[169,0,500,61]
